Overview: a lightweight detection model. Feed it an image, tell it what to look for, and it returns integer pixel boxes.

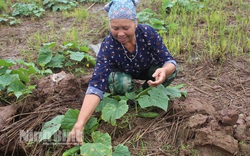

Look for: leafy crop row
[39,109,130,156]
[39,84,187,155]
[0,0,109,25]
[0,14,20,25]
[0,41,95,102]
[0,59,38,101]
[37,41,96,75]
[12,3,45,17]
[138,0,203,32]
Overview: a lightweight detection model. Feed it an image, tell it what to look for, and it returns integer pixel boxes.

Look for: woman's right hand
[66,122,84,148]
[66,94,101,148]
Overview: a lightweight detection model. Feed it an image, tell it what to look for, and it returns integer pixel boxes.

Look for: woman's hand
[147,68,167,87]
[147,62,176,87]
[66,122,84,148]
[66,94,101,148]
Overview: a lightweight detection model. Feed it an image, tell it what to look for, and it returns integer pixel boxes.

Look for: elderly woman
[66,0,177,146]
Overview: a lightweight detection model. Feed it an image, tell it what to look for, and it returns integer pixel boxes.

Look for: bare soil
[0,3,250,156]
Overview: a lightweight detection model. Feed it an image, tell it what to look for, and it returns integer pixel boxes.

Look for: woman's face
[109,19,137,44]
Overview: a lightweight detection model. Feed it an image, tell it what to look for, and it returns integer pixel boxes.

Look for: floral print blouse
[86,24,177,99]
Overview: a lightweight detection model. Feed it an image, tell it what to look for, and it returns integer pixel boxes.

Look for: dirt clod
[218,109,239,126]
[194,127,239,155]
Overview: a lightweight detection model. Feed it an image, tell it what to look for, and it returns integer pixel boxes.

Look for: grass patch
[139,0,249,62]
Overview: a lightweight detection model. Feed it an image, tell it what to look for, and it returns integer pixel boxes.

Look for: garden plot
[0,0,250,155]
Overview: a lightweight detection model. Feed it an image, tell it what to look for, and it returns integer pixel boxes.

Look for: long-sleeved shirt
[86,24,177,99]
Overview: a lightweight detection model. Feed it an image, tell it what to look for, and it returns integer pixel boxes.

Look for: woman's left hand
[147,68,167,87]
[147,62,176,87]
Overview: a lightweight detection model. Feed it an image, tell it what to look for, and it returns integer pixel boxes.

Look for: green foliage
[98,84,186,126]
[80,131,112,156]
[37,42,96,75]
[43,0,78,12]
[62,8,89,21]
[137,8,166,31]
[138,112,159,118]
[12,3,45,17]
[112,144,130,156]
[162,0,204,13]
[61,109,80,130]
[0,0,7,12]
[101,99,128,126]
[84,117,99,135]
[39,109,130,156]
[39,115,64,142]
[79,0,109,2]
[0,14,21,25]
[137,85,170,111]
[138,0,203,31]
[39,85,186,155]
[0,59,39,100]
[62,146,80,156]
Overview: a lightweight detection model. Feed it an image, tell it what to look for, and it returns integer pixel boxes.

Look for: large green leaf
[61,109,79,131]
[168,84,187,98]
[37,46,53,67]
[68,51,85,62]
[7,78,26,99]
[101,100,128,126]
[137,84,169,111]
[45,53,65,68]
[80,143,111,156]
[92,131,112,149]
[95,97,117,113]
[0,66,8,75]
[39,115,64,142]
[0,59,16,67]
[125,91,137,100]
[165,86,182,98]
[16,60,40,74]
[84,117,98,135]
[0,84,4,90]
[0,74,14,88]
[113,144,131,156]
[80,131,112,156]
[11,69,30,83]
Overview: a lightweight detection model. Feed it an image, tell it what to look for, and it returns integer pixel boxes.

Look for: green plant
[96,84,187,126]
[39,84,186,156]
[12,2,45,17]
[62,146,80,156]
[137,8,167,31]
[62,8,89,22]
[0,0,7,12]
[0,14,20,25]
[137,0,203,31]
[43,0,78,12]
[162,0,204,14]
[37,42,96,75]
[39,109,130,156]
[39,84,186,155]
[138,112,159,118]
[0,59,39,102]
[79,0,109,2]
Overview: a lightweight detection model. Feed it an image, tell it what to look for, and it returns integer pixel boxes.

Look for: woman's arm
[66,94,100,148]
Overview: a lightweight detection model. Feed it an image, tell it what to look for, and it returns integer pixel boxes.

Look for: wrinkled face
[109,19,137,44]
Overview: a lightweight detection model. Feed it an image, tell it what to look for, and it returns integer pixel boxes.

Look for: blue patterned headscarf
[104,0,139,21]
